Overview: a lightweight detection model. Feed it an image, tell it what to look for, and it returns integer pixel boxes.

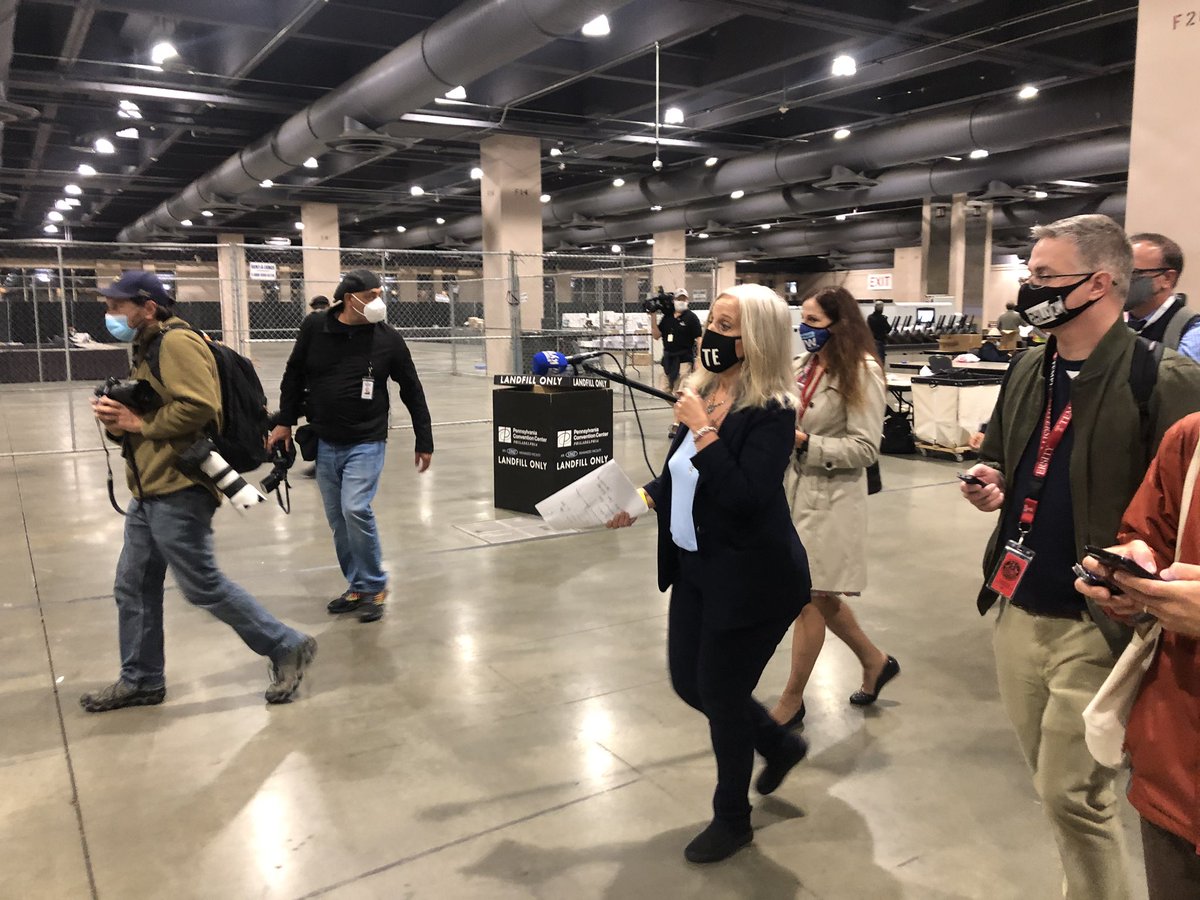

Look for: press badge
[361,378,375,400]
[988,540,1035,600]
[666,333,675,343]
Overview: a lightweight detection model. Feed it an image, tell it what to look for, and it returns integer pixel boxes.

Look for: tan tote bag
[1082,436,1200,768]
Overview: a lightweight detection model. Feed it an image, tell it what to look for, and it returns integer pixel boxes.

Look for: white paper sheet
[535,459,647,531]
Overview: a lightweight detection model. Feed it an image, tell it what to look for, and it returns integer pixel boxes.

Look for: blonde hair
[685,284,797,411]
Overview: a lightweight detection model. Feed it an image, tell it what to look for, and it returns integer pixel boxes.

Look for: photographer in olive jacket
[270,268,433,624]
[959,216,1200,900]
[83,270,316,713]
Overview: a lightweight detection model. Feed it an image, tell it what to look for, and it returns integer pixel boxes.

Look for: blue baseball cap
[99,270,173,305]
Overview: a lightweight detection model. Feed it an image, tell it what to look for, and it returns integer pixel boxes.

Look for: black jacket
[645,401,811,630]
[867,311,893,341]
[277,310,434,451]
[659,310,703,357]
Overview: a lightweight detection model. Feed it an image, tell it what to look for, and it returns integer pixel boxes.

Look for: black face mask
[1016,273,1097,329]
[699,329,742,373]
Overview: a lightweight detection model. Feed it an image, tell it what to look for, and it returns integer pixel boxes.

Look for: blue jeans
[315,439,388,593]
[114,487,305,689]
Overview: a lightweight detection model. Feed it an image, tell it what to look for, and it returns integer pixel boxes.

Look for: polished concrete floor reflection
[1,357,1150,900]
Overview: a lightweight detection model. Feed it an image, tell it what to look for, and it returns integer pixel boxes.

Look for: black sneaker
[80,680,166,713]
[265,635,318,704]
[357,589,388,623]
[327,590,364,614]
[684,819,753,864]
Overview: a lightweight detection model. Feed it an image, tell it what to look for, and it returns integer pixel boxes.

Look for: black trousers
[661,352,693,391]
[667,550,794,826]
[1141,817,1200,899]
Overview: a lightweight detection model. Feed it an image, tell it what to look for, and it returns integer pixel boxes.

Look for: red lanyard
[796,359,824,425]
[1018,357,1072,535]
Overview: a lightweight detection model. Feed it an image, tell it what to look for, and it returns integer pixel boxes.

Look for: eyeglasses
[1018,271,1095,288]
[1132,267,1172,278]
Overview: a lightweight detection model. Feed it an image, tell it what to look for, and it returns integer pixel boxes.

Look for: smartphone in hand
[957,472,986,487]
[1083,545,1160,581]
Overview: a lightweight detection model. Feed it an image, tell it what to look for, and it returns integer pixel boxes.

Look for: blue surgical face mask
[105,313,137,342]
[799,322,831,353]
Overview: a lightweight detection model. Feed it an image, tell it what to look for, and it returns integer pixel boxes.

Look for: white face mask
[353,293,386,323]
[674,301,689,313]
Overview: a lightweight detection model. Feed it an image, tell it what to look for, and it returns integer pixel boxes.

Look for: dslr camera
[177,438,266,510]
[93,376,162,414]
[259,440,295,496]
[641,285,674,318]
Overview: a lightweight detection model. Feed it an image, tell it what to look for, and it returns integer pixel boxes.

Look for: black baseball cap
[99,270,173,305]
[333,268,382,303]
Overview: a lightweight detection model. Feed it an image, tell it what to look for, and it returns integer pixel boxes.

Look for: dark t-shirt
[659,310,702,357]
[997,356,1085,617]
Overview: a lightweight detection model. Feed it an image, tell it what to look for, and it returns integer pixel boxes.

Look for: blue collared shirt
[668,431,700,551]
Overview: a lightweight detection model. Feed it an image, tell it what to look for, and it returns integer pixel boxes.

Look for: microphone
[530,349,607,375]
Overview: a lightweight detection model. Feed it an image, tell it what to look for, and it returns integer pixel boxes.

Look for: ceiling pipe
[369,73,1132,249]
[116,0,635,241]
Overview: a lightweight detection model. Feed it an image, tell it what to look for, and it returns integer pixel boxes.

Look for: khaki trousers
[992,602,1130,900]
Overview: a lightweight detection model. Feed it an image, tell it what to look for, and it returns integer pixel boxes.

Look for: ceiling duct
[117,0,636,241]
[973,180,1033,204]
[812,166,880,192]
[325,119,419,156]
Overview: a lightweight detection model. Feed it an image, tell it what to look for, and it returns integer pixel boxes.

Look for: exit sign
[867,273,893,291]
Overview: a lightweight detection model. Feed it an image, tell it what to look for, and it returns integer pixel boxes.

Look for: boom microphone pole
[579,362,678,404]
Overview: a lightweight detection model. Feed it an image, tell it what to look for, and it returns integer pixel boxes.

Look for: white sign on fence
[867,273,893,291]
[249,261,278,281]
[691,289,708,303]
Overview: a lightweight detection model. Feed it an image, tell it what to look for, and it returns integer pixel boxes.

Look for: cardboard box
[939,333,983,353]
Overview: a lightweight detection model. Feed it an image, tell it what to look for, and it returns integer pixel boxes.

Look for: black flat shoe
[755,734,808,795]
[850,655,900,706]
[781,701,806,730]
[684,820,753,864]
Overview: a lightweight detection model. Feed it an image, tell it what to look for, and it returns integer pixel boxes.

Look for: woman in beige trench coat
[770,286,900,728]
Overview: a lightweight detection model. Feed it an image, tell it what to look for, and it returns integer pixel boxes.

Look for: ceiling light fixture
[610,244,622,254]
[77,164,97,177]
[969,148,989,159]
[410,185,425,196]
[64,198,80,207]
[201,210,214,217]
[663,106,684,125]
[831,54,857,77]
[540,193,551,203]
[150,40,178,65]
[1033,190,1049,199]
[435,217,446,225]
[259,179,273,188]
[43,224,58,234]
[833,128,851,140]
[55,199,71,211]
[1052,179,1098,188]
[396,225,407,233]
[730,189,745,199]
[294,221,304,230]
[1018,84,1039,100]
[646,238,655,245]
[835,214,847,221]
[698,232,709,239]
[469,166,483,180]
[303,157,319,169]
[444,85,467,101]
[705,157,719,167]
[582,15,610,37]
[94,137,116,154]
[116,127,139,139]
[760,224,772,230]
[47,210,64,222]
[549,147,562,157]
[64,183,82,195]
[180,219,193,227]
[612,177,625,187]
[650,205,663,211]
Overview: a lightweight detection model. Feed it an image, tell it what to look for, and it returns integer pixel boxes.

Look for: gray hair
[1031,214,1132,298]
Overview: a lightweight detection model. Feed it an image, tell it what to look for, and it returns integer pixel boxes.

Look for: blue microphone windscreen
[531,351,567,375]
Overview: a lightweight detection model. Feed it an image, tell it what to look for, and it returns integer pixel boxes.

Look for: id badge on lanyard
[988,356,1072,600]
[361,361,375,400]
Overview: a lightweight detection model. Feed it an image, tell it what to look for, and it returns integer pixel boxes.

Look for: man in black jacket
[269,269,434,623]
[866,301,892,362]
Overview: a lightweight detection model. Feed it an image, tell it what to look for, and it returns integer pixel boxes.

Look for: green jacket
[978,318,1200,654]
[115,317,222,500]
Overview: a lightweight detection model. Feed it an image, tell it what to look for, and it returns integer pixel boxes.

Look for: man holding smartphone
[959,215,1200,900]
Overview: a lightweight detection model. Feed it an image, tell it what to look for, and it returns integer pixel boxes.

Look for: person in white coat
[770,286,899,728]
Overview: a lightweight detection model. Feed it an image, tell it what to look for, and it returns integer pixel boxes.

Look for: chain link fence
[0,239,717,454]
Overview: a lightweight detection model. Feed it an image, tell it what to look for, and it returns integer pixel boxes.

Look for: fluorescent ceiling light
[663,107,685,125]
[944,155,963,162]
[1032,190,1049,199]
[831,54,857,77]
[730,189,745,199]
[549,147,562,157]
[1052,179,1098,188]
[180,219,193,227]
[835,214,847,221]
[43,224,58,234]
[697,232,709,239]
[77,164,97,177]
[259,179,273,188]
[582,15,610,37]
[615,133,704,149]
[612,177,625,187]
[36,272,51,282]
[760,224,772,230]
[303,157,319,168]
[833,128,851,140]
[1018,85,1039,100]
[94,137,116,154]
[436,217,446,225]
[150,41,178,65]
[540,193,551,203]
[410,185,425,196]
[47,210,64,222]
[201,210,214,217]
[64,183,82,195]
[705,157,719,167]
[646,238,655,245]
[400,112,493,129]
[55,199,71,211]
[650,205,663,211]
[64,198,81,207]
[469,166,483,180]
[396,225,407,233]
[444,85,467,101]
[969,148,989,159]
[294,221,304,230]
[116,127,139,139]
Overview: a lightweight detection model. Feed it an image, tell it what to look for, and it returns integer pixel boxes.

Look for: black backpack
[880,407,917,455]
[147,325,270,473]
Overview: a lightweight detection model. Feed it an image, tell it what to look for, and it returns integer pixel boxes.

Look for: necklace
[705,396,727,414]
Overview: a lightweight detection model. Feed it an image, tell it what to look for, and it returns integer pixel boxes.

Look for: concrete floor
[0,346,1150,899]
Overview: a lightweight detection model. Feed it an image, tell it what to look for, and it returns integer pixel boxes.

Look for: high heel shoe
[781,701,806,730]
[849,655,900,706]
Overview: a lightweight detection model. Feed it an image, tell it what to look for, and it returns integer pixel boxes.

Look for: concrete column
[947,194,992,318]
[1126,1,1198,298]
[216,233,251,357]
[922,198,951,298]
[651,230,687,298]
[300,202,341,302]
[893,247,924,301]
[717,261,737,295]
[480,134,543,374]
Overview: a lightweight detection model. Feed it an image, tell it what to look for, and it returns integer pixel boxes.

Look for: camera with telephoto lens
[176,438,265,510]
[93,376,162,414]
[641,285,674,317]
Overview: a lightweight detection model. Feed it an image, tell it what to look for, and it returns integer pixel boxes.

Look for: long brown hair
[806,286,880,410]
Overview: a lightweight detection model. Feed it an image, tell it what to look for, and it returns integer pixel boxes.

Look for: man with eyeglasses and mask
[958,215,1200,900]
[1124,232,1199,361]
[269,269,434,623]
